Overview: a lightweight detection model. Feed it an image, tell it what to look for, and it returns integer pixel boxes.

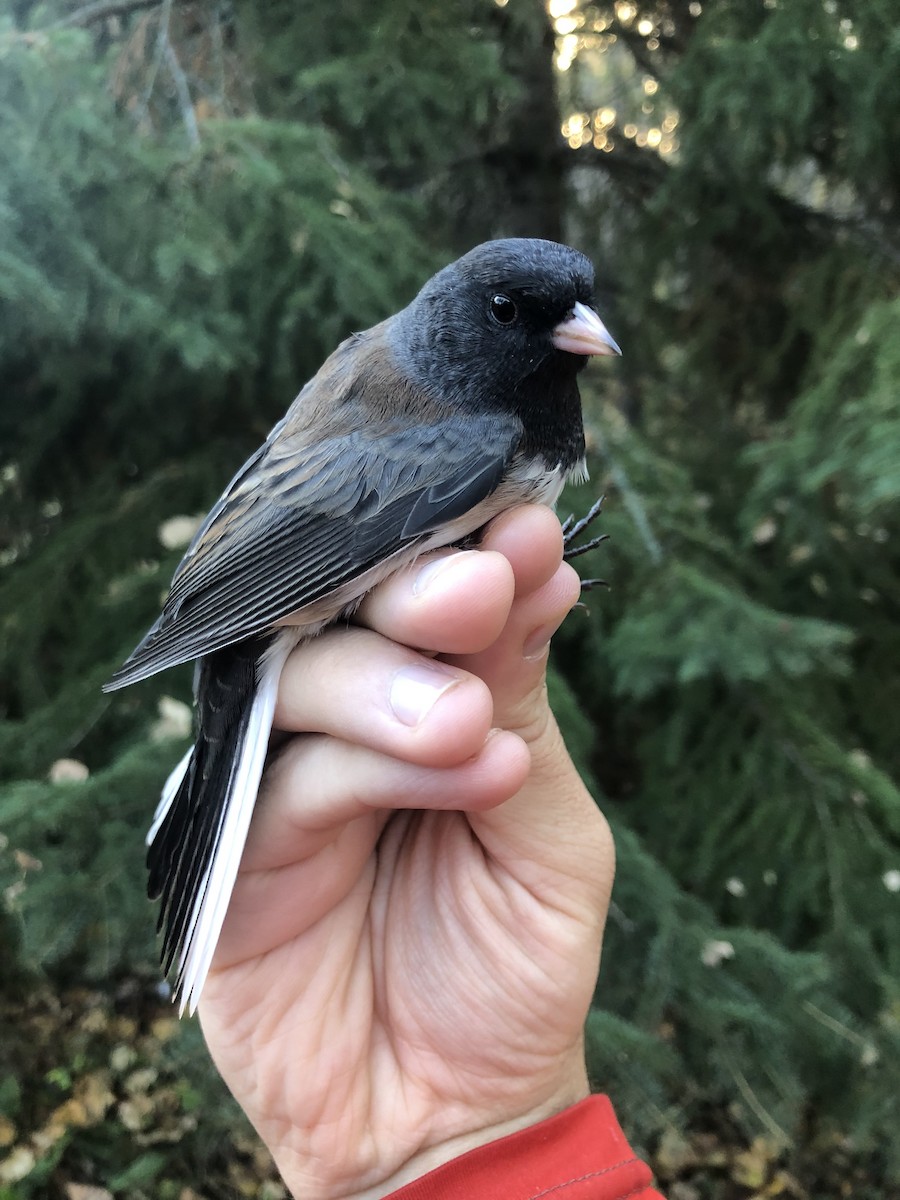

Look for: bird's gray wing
[105,411,521,689]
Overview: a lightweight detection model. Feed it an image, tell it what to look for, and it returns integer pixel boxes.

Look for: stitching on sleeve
[615,1184,657,1200]
[524,1157,640,1200]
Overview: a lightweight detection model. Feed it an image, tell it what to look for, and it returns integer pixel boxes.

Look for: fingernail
[413,554,457,596]
[390,663,458,726]
[523,622,557,661]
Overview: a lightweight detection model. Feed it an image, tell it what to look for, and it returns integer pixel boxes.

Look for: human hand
[198,504,615,1199]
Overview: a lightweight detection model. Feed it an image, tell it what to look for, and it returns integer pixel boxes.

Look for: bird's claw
[563,496,609,592]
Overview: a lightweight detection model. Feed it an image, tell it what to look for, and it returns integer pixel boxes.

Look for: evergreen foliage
[1,0,898,1194]
[553,0,900,1174]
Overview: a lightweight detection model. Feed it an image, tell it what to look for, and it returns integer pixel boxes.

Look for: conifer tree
[552,0,900,1170]
[1,0,898,1191]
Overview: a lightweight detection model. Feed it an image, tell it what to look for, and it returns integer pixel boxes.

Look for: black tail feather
[147,635,272,989]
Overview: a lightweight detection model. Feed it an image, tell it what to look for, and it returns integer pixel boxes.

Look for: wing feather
[106,413,521,690]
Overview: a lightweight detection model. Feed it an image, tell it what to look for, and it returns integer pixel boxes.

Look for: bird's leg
[562,495,608,592]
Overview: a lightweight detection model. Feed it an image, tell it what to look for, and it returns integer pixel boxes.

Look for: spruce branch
[48,0,180,30]
[724,1053,790,1148]
[594,435,664,566]
[163,28,200,148]
[567,139,669,205]
[571,139,900,264]
[210,1,228,117]
[132,0,172,132]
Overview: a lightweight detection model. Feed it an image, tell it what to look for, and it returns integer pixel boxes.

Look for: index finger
[354,505,567,653]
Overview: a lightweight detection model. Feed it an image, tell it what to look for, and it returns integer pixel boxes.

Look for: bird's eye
[489,294,518,326]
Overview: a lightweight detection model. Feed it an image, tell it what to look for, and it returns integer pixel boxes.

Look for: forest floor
[1,985,895,1200]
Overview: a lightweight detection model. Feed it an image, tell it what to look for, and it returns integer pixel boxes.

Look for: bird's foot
[562,496,608,592]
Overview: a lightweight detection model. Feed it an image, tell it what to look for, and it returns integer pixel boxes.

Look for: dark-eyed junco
[105,238,620,1013]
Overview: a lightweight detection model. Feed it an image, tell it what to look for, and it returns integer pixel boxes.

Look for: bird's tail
[147,631,297,1016]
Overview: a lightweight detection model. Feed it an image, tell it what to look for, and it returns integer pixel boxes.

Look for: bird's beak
[552,301,621,357]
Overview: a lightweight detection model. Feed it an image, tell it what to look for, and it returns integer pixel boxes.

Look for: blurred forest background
[1,0,898,1196]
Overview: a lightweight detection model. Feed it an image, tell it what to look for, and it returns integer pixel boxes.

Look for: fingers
[442,555,582,739]
[272,505,574,772]
[263,504,609,899]
[246,728,531,865]
[476,503,568,599]
[222,503,609,972]
[443,509,614,918]
[274,628,495,768]
[355,548,516,654]
[355,506,566,640]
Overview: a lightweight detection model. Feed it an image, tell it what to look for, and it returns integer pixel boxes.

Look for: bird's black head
[390,238,619,468]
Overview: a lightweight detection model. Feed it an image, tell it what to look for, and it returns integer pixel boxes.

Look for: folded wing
[105,410,521,690]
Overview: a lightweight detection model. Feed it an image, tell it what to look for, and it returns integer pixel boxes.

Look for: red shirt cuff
[385,1095,664,1200]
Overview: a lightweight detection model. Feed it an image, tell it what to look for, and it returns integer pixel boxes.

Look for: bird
[105,238,621,1015]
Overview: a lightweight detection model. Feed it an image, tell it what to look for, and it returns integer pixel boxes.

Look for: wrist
[364,1080,592,1200]
[379,1094,662,1200]
[273,1069,590,1200]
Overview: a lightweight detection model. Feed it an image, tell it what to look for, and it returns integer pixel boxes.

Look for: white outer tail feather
[147,631,300,1016]
[148,747,193,846]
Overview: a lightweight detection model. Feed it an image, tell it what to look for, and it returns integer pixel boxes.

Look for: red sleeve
[385,1095,665,1200]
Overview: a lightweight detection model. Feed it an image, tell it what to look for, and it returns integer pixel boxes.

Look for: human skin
[198,504,615,1199]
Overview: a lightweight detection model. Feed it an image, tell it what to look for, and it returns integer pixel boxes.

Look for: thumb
[443,509,615,917]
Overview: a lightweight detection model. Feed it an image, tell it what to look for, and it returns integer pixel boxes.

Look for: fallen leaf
[158,514,203,550]
[733,1136,781,1188]
[111,1016,138,1040]
[79,1007,108,1034]
[48,758,89,783]
[125,1067,159,1095]
[151,695,193,742]
[259,1181,288,1199]
[760,1169,806,1198]
[0,1116,15,1148]
[13,849,42,871]
[75,1072,115,1122]
[110,1044,137,1073]
[118,1095,153,1132]
[0,1145,36,1184]
[656,1126,697,1177]
[753,516,777,545]
[151,1016,179,1043]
